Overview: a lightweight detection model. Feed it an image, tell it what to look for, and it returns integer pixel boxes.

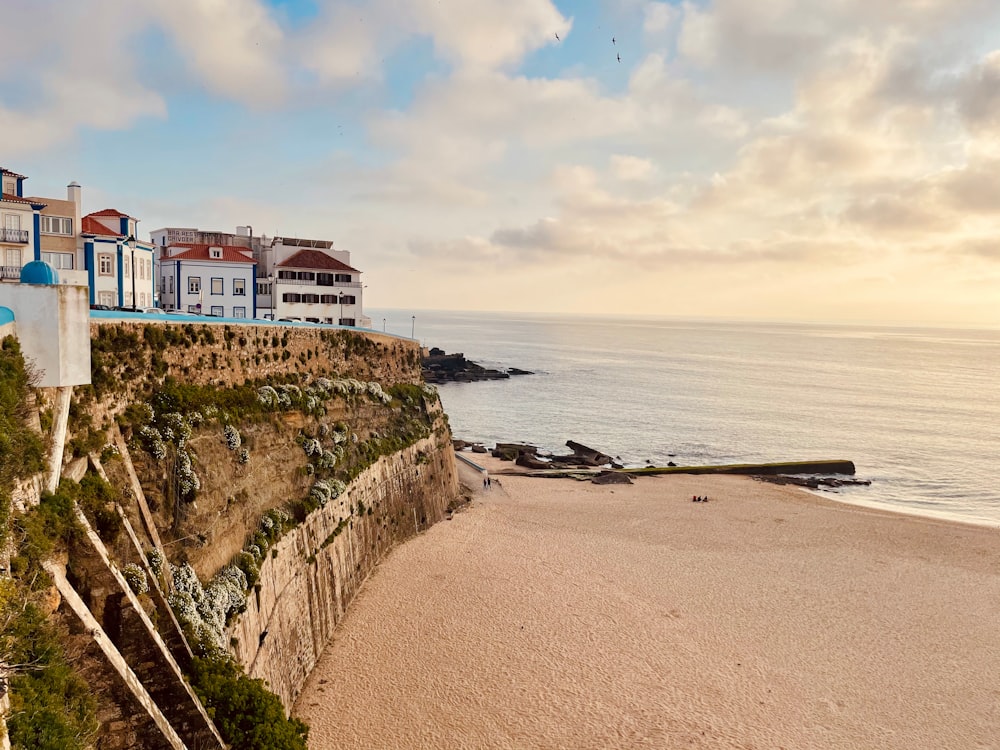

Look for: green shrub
[2,599,99,750]
[189,656,308,750]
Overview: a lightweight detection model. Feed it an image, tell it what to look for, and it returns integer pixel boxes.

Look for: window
[277,270,296,280]
[323,317,334,324]
[320,294,335,304]
[2,180,16,194]
[188,277,201,294]
[317,273,334,286]
[340,295,356,304]
[303,294,319,303]
[40,216,73,235]
[256,282,270,295]
[210,248,222,259]
[99,291,115,306]
[234,278,246,296]
[123,258,130,278]
[282,293,302,303]
[211,277,223,295]
[99,254,114,276]
[4,247,22,266]
[339,318,356,327]
[187,305,200,313]
[297,271,315,281]
[210,306,224,317]
[4,214,21,230]
[146,259,152,278]
[41,252,74,269]
[233,307,246,318]
[335,273,352,283]
[125,291,134,306]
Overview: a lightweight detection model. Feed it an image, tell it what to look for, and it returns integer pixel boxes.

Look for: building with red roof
[81,207,156,309]
[157,242,257,318]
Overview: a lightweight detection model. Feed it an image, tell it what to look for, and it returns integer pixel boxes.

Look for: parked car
[113,305,138,312]
[140,307,166,315]
[90,304,111,311]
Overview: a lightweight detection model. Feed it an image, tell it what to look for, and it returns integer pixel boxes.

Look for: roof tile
[276,248,359,272]
[165,244,256,264]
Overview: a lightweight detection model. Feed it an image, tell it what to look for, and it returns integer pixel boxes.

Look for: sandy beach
[295,455,1000,749]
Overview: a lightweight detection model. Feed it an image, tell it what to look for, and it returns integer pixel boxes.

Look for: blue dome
[19,260,59,285]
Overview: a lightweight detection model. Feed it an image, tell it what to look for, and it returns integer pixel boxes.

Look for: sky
[3,0,1000,327]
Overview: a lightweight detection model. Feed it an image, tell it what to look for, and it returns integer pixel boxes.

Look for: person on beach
[488,477,492,489]
[483,476,488,489]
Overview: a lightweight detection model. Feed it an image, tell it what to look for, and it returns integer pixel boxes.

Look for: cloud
[610,155,655,181]
[0,0,167,155]
[406,0,570,70]
[149,0,287,102]
[644,2,679,36]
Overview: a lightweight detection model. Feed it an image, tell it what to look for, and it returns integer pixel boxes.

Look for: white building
[2,167,47,282]
[265,247,364,324]
[82,209,156,309]
[156,243,257,317]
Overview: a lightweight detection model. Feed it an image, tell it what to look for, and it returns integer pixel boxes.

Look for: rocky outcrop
[422,348,533,383]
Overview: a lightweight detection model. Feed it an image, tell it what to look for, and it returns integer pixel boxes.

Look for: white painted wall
[0,201,35,270]
[0,282,91,386]
[158,258,255,317]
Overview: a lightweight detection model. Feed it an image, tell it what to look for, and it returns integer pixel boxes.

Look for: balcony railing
[0,228,29,243]
[274,277,362,288]
[1,266,22,280]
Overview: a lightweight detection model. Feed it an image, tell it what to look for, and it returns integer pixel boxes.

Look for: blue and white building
[156,243,257,317]
[1,167,47,282]
[82,209,156,309]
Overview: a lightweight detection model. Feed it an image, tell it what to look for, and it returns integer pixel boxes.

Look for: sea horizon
[368,309,1000,529]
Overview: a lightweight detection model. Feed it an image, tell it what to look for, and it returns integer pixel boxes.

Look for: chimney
[67,182,82,235]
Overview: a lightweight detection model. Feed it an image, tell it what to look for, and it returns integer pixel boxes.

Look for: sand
[294,455,1000,749]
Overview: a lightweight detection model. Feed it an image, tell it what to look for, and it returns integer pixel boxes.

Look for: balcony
[274,277,362,288]
[0,228,29,244]
[1,266,21,280]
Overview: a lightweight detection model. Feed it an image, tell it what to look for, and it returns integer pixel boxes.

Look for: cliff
[0,321,461,749]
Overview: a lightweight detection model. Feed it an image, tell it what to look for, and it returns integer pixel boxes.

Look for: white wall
[159,259,255,317]
[0,283,91,386]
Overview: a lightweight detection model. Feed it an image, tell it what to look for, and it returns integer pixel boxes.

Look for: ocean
[372,310,1000,527]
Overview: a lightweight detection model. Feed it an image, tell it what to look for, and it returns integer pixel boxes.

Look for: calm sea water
[373,310,1000,526]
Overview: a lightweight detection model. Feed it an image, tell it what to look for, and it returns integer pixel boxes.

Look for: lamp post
[411,315,415,339]
[382,317,386,332]
[267,273,274,320]
[338,293,345,326]
[125,234,137,309]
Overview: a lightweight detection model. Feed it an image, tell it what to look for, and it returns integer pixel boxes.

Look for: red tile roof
[165,244,256,264]
[81,216,123,237]
[2,192,43,207]
[276,248,359,272]
[88,208,134,219]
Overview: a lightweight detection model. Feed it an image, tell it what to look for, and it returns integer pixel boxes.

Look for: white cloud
[610,155,655,181]
[149,0,287,103]
[643,2,679,36]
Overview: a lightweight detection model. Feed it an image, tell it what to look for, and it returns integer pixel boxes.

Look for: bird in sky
[612,36,616,45]
[555,32,560,41]
[617,52,621,63]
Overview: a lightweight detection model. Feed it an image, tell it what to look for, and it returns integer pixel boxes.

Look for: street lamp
[125,234,137,309]
[266,273,274,319]
[338,293,345,326]
[411,315,415,339]
[382,317,386,332]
